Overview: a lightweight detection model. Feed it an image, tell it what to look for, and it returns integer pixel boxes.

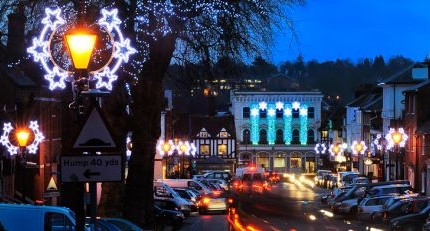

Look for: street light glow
[65,32,97,69]
[16,129,30,147]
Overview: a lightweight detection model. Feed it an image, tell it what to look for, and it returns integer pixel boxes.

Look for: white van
[0,203,76,231]
[153,181,192,216]
[157,179,212,195]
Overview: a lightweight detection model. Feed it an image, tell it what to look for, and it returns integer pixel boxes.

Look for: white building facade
[230,90,323,173]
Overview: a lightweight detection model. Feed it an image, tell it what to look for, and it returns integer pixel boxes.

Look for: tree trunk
[123,35,176,229]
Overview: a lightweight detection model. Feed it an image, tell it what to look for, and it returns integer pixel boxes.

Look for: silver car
[357,195,393,221]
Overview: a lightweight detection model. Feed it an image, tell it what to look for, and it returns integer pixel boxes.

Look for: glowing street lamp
[65,30,97,70]
[385,128,408,150]
[351,141,367,156]
[329,143,344,156]
[0,121,44,156]
[156,139,197,178]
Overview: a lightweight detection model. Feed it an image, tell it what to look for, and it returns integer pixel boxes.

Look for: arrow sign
[83,169,101,179]
[61,155,122,182]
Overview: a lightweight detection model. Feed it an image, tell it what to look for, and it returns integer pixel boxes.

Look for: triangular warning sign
[47,176,58,191]
[72,105,117,150]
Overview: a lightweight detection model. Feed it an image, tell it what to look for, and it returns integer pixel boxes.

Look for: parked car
[328,176,338,189]
[0,203,77,231]
[388,204,430,231]
[351,176,370,185]
[203,171,233,183]
[200,178,229,191]
[154,205,185,229]
[85,218,122,231]
[173,188,198,212]
[315,170,332,186]
[383,196,430,223]
[357,195,393,221]
[101,218,142,231]
[372,193,420,223]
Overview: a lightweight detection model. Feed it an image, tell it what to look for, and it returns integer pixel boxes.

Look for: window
[199,131,209,138]
[200,144,210,155]
[218,144,227,155]
[322,130,328,138]
[45,213,73,231]
[259,109,267,118]
[275,129,284,144]
[243,107,250,118]
[219,131,229,138]
[292,129,300,144]
[259,129,268,144]
[292,109,299,118]
[307,129,315,144]
[243,129,251,144]
[308,107,315,118]
[276,109,283,118]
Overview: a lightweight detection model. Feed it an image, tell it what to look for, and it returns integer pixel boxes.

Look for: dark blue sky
[270,0,430,65]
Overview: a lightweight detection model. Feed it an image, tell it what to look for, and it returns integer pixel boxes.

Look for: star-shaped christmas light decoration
[28,7,136,91]
[93,68,118,90]
[41,8,65,30]
[45,66,69,90]
[98,8,122,32]
[0,121,44,155]
[114,39,137,63]
[27,38,49,63]
[292,101,300,110]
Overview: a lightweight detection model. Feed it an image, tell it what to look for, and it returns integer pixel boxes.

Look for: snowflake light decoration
[351,140,367,156]
[156,139,175,157]
[373,134,383,151]
[329,143,344,157]
[314,143,327,154]
[275,102,284,110]
[385,128,408,150]
[292,101,300,110]
[27,7,137,91]
[0,121,45,155]
[259,101,267,111]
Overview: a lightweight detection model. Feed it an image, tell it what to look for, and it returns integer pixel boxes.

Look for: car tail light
[228,198,234,204]
[213,190,221,196]
[203,197,211,205]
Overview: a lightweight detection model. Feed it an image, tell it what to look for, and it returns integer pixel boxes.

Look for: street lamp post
[0,121,44,202]
[27,7,136,231]
[351,140,368,175]
[385,128,408,180]
[329,143,346,172]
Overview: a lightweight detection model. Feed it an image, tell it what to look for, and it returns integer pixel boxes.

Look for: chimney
[6,3,26,63]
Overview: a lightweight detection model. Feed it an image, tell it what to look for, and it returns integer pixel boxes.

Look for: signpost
[60,155,122,183]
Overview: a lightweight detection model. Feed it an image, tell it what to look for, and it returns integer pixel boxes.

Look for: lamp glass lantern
[65,30,97,70]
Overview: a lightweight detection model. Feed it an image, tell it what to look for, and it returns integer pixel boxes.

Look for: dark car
[154,205,185,229]
[85,218,122,231]
[383,197,429,223]
[389,204,430,231]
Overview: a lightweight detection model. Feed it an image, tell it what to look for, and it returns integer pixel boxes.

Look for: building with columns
[230,90,323,173]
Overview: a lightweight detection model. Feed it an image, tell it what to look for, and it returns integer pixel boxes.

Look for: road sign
[71,105,118,151]
[43,191,60,198]
[60,155,122,182]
